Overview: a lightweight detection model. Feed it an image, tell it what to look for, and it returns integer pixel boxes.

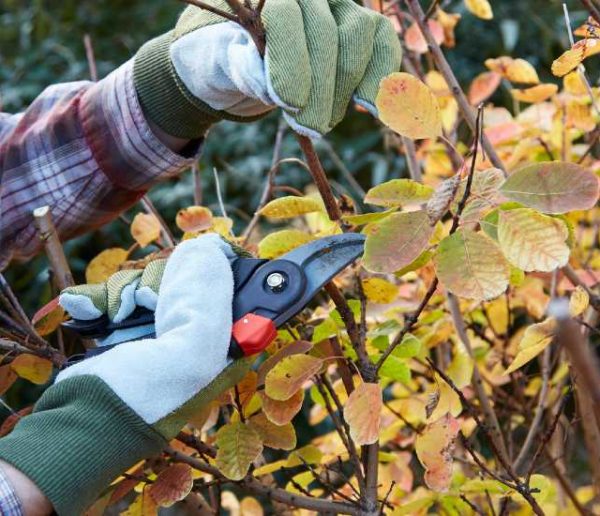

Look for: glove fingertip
[59,293,103,321]
[283,112,325,139]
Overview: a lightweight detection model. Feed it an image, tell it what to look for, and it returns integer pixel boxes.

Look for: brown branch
[401,136,422,182]
[404,0,506,175]
[296,135,343,222]
[178,0,239,22]
[33,206,74,291]
[165,451,360,514]
[329,336,355,395]
[580,0,600,29]
[192,163,203,206]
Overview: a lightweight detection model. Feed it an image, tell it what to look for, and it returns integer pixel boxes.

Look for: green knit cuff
[0,376,166,516]
[133,32,265,139]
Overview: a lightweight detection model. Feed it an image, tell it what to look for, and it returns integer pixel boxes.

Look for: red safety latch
[231,313,278,356]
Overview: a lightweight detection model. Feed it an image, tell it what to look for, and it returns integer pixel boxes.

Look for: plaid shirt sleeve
[0,59,201,269]
[0,466,23,515]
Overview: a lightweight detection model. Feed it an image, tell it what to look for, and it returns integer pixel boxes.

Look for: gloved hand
[134,0,402,139]
[0,234,250,516]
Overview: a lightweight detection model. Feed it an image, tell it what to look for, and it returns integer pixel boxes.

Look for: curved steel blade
[272,233,365,326]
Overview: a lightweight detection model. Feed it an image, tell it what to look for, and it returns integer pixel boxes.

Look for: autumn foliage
[3,0,600,514]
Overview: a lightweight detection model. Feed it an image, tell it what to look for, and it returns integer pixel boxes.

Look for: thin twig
[140,196,175,248]
[401,135,422,182]
[192,163,202,206]
[83,34,98,82]
[212,167,229,220]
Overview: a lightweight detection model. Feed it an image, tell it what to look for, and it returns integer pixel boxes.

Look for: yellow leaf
[259,390,304,425]
[376,72,442,140]
[426,378,462,422]
[120,491,157,516]
[563,71,588,95]
[175,206,213,233]
[362,277,399,304]
[498,209,570,272]
[505,58,540,84]
[569,286,589,317]
[286,445,323,467]
[85,248,128,284]
[436,7,461,48]
[447,350,474,389]
[511,84,558,103]
[464,0,493,20]
[485,56,539,84]
[415,413,460,491]
[248,413,296,450]
[257,230,314,259]
[130,213,161,247]
[364,179,433,208]
[552,39,600,77]
[240,497,264,516]
[10,354,52,385]
[148,464,193,507]
[504,318,557,374]
[343,382,382,445]
[265,354,322,401]
[364,211,435,273]
[259,196,322,219]
[434,230,510,301]
[216,421,263,481]
[210,216,234,237]
[468,71,502,106]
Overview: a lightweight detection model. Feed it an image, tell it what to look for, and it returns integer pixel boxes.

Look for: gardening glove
[0,234,250,516]
[134,0,402,139]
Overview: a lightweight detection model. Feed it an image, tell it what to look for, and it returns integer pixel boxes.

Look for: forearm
[0,461,51,516]
[0,60,200,269]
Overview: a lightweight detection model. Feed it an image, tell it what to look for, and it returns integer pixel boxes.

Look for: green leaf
[379,355,411,383]
[435,229,510,301]
[364,211,434,273]
[365,179,433,207]
[500,161,600,214]
[258,230,315,259]
[394,333,422,358]
[259,196,322,219]
[394,249,434,277]
[342,209,395,226]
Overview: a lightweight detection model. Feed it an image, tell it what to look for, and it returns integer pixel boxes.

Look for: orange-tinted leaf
[240,497,264,516]
[0,406,33,437]
[148,463,193,507]
[485,57,539,84]
[468,71,502,106]
[85,248,128,284]
[0,365,17,395]
[436,8,461,47]
[573,17,600,38]
[511,84,558,103]
[260,390,304,425]
[235,370,258,408]
[500,162,599,214]
[176,206,213,233]
[248,413,297,450]
[415,413,460,491]
[344,382,382,445]
[32,297,65,336]
[405,20,444,54]
[376,73,442,140]
[364,210,434,273]
[265,354,322,401]
[10,354,52,385]
[130,213,161,247]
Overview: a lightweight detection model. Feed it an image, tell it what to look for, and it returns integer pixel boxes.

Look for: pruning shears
[62,233,365,361]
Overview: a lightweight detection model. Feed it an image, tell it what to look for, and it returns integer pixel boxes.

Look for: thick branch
[167,448,360,514]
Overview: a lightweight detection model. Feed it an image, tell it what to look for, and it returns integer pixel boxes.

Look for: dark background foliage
[0,0,593,312]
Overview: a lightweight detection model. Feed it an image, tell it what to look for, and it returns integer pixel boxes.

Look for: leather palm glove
[134,0,402,139]
[0,235,250,516]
